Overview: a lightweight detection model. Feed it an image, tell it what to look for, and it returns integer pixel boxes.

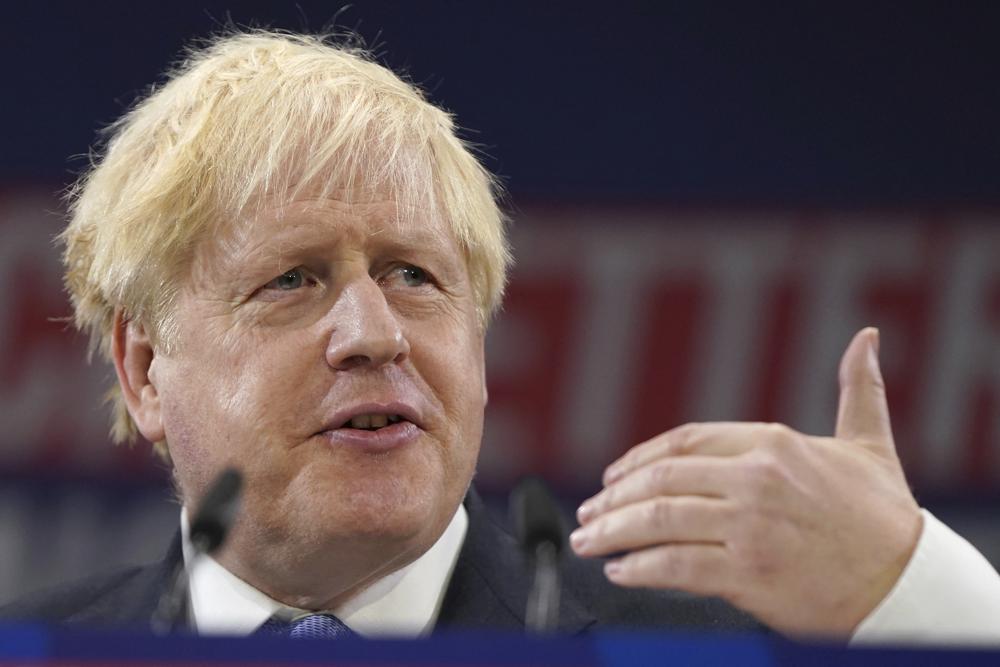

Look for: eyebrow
[220,215,460,274]
[368,226,456,255]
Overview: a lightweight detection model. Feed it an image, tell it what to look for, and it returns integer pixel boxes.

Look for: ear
[111,310,166,443]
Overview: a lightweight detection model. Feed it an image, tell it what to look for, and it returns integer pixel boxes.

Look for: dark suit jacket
[0,490,760,634]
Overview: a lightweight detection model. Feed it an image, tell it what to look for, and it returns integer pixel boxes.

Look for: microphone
[510,477,565,634]
[188,468,243,555]
[152,468,244,634]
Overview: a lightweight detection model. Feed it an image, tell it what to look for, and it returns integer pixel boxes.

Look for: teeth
[350,414,371,429]
[348,414,402,429]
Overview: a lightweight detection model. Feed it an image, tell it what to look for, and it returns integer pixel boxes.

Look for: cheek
[417,318,485,419]
[157,329,301,499]
[422,322,486,479]
[158,377,217,502]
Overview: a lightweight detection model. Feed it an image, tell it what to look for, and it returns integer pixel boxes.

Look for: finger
[579,456,736,524]
[604,543,732,598]
[570,496,733,557]
[603,422,767,485]
[835,327,894,450]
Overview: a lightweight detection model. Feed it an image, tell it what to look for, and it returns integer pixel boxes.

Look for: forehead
[208,187,459,265]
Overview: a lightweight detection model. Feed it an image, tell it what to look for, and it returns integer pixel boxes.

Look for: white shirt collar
[182,504,468,637]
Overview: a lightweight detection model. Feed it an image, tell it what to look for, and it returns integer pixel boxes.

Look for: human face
[146,189,486,607]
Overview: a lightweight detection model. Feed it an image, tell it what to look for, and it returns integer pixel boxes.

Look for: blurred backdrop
[1,1,999,603]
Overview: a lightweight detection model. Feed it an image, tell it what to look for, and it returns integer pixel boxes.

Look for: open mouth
[319,406,421,451]
[339,414,407,431]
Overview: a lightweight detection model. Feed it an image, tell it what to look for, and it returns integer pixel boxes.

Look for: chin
[374,480,458,532]
[299,462,454,538]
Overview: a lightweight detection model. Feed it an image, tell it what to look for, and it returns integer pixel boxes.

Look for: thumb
[835,327,895,450]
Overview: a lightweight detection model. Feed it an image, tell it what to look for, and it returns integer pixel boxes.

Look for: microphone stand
[151,468,243,635]
[151,559,193,635]
[526,540,560,634]
[510,477,565,635]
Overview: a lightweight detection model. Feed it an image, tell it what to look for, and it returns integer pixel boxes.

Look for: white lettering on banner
[921,223,1000,485]
[488,209,998,492]
[787,219,924,436]
[689,222,791,423]
[0,192,997,493]
[556,232,653,485]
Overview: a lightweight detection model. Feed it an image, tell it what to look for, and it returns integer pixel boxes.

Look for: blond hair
[61,30,511,452]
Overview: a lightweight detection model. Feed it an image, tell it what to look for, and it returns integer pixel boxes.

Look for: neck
[216,535,426,611]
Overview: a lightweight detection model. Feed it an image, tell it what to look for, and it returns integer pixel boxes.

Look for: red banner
[2,191,998,494]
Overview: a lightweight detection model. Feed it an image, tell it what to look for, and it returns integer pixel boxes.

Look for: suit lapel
[67,531,182,628]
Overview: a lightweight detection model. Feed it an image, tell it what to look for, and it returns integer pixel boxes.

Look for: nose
[324,276,410,371]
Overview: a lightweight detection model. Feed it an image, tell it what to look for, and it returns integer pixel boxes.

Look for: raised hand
[570,328,923,637]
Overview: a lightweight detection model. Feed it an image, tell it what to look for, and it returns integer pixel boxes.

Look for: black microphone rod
[510,476,565,634]
[151,467,244,634]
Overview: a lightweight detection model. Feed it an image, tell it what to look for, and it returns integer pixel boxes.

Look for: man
[4,30,999,643]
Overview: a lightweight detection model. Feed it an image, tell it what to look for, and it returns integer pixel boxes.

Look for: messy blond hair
[61,30,511,453]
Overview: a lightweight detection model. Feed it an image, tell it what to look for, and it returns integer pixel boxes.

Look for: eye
[399,265,429,287]
[264,268,307,291]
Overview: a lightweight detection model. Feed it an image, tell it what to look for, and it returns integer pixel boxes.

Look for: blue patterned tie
[257,613,355,639]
